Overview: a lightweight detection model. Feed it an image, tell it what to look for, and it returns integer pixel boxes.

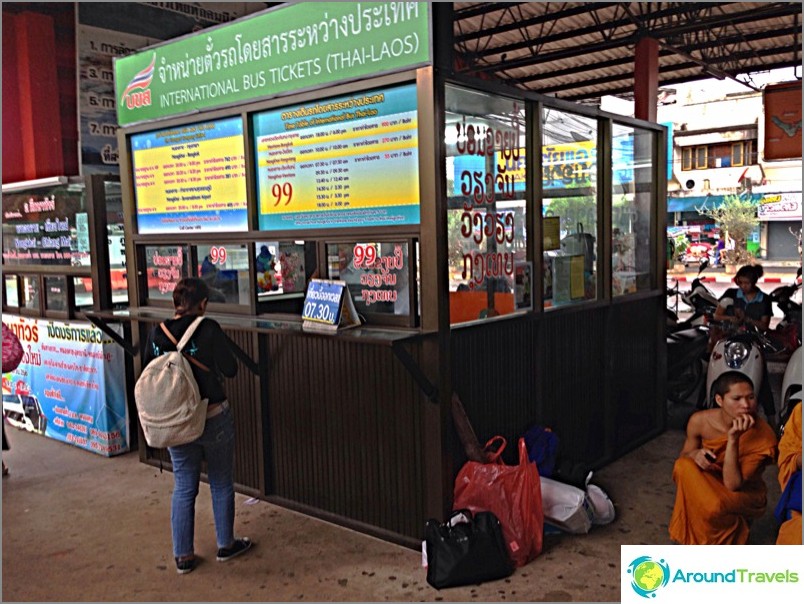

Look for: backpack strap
[159,316,209,372]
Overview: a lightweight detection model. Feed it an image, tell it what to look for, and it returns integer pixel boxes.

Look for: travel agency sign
[113,2,430,126]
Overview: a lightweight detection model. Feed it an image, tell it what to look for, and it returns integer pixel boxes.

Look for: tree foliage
[696,194,758,264]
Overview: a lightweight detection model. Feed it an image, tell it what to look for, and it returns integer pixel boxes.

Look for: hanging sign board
[114,2,430,126]
[302,279,361,333]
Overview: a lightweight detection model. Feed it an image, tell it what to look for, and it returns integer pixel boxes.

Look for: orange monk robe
[776,404,802,545]
[669,419,778,545]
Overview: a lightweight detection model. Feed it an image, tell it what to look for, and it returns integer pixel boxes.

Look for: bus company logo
[627,556,670,598]
[120,54,155,110]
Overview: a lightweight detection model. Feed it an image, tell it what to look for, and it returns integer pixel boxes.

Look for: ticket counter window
[196,244,250,306]
[255,241,309,299]
[44,276,68,312]
[4,275,19,308]
[74,277,93,310]
[542,108,599,309]
[612,124,656,296]
[444,85,528,324]
[21,275,40,310]
[326,242,414,323]
[144,245,190,302]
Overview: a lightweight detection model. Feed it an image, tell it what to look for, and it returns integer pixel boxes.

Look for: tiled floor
[1,423,782,602]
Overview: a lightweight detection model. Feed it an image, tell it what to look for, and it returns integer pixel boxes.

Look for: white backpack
[134,316,209,448]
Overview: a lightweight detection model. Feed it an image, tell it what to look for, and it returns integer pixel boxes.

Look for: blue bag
[523,425,559,478]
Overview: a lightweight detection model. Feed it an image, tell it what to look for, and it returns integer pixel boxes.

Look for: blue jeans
[167,406,235,558]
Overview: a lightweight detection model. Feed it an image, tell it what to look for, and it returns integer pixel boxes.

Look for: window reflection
[612,124,655,296]
[542,108,598,308]
[445,85,528,324]
[327,242,412,317]
[196,244,250,305]
[144,245,189,302]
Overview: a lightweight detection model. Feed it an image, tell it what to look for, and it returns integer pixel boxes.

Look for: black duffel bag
[425,509,514,589]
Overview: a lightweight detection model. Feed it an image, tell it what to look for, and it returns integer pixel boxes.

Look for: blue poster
[2,315,129,457]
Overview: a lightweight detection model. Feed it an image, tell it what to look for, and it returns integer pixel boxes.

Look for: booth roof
[451,2,801,102]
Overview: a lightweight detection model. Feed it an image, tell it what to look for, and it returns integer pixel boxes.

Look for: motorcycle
[701,321,778,423]
[766,268,802,359]
[779,345,802,436]
[666,258,718,332]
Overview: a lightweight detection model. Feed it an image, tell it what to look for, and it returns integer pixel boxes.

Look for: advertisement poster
[77,2,262,174]
[254,84,420,230]
[77,24,156,175]
[131,117,248,234]
[2,315,129,457]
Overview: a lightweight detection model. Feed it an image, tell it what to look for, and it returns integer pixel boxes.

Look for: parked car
[2,392,47,434]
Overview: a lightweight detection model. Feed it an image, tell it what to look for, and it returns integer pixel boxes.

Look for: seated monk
[669,371,778,544]
[775,403,802,545]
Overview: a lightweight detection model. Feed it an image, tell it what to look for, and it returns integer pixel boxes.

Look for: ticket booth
[2,175,132,456]
[93,2,666,547]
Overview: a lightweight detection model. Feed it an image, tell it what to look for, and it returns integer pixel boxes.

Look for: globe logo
[627,556,670,598]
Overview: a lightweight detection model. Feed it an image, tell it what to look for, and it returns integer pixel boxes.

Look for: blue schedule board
[302,279,345,326]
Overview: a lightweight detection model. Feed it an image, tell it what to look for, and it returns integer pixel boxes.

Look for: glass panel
[21,275,40,310]
[695,146,707,169]
[326,242,412,316]
[444,85,527,324]
[144,245,190,302]
[542,108,598,309]
[4,275,19,307]
[74,277,93,309]
[44,276,68,311]
[731,142,744,167]
[254,241,310,299]
[195,244,250,305]
[681,148,692,171]
[2,182,92,267]
[612,124,656,297]
[253,83,420,232]
[105,181,128,305]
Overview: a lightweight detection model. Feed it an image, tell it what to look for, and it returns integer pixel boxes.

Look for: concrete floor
[1,425,782,602]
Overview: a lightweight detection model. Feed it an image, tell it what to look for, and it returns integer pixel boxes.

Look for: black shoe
[216,537,252,562]
[175,556,196,575]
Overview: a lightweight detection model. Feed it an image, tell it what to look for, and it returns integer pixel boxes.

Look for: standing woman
[143,277,253,574]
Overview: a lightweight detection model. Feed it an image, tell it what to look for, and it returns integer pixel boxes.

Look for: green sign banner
[114,2,430,126]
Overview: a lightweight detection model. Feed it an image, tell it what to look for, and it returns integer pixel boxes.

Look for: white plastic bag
[540,477,594,534]
[540,476,616,534]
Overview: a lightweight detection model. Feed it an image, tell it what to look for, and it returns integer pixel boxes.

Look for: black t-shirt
[718,287,773,322]
[143,315,237,404]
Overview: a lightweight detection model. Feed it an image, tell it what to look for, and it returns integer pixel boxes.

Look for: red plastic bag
[2,322,24,373]
[453,436,544,567]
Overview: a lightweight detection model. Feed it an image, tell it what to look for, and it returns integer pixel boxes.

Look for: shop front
[1,176,132,456]
[90,2,666,547]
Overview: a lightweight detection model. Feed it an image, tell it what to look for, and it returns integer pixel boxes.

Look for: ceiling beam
[557,58,802,102]
[464,3,800,72]
[531,44,801,95]
[454,2,620,44]
[507,24,801,87]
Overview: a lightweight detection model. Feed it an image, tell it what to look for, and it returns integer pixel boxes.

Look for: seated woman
[775,403,802,544]
[669,371,778,544]
[709,264,772,350]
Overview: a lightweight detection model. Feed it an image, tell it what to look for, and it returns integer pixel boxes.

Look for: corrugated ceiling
[452,2,802,101]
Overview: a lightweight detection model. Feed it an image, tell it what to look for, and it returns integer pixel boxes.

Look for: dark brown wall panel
[264,335,426,540]
[450,297,664,473]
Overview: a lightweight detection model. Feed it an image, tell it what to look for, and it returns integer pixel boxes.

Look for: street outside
[667,264,800,323]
